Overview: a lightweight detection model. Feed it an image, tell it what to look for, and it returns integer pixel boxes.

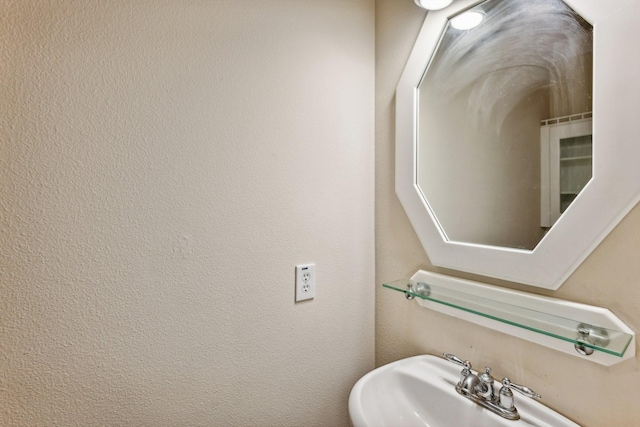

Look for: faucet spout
[459,372,481,394]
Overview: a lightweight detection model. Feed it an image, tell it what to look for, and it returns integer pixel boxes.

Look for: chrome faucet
[443,353,541,421]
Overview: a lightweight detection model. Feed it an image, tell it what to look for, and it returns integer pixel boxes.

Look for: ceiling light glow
[450,11,485,30]
[414,0,454,11]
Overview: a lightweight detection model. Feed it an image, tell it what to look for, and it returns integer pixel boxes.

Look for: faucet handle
[443,353,473,387]
[442,353,470,369]
[501,377,541,400]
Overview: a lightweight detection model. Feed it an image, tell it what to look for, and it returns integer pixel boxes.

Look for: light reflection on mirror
[417,0,593,250]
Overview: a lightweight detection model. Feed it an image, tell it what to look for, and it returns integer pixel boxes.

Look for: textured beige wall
[0,1,374,426]
[375,1,640,426]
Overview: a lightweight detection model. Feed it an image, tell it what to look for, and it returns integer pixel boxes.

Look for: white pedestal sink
[349,355,579,427]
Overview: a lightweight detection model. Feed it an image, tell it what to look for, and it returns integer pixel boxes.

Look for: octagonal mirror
[418,0,592,250]
[396,0,640,289]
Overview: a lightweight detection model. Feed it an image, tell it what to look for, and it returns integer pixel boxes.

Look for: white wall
[0,1,375,426]
[419,85,546,249]
[375,1,640,426]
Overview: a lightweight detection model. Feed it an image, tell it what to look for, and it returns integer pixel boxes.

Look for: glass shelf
[383,279,633,357]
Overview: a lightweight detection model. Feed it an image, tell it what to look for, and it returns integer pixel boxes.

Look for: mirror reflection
[417,0,593,250]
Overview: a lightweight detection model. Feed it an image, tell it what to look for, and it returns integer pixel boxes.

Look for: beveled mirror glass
[417,0,593,250]
[396,0,640,289]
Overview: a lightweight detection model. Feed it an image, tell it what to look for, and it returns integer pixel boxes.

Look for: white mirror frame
[396,0,640,289]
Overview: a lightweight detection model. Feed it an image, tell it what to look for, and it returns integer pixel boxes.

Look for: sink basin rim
[349,354,580,427]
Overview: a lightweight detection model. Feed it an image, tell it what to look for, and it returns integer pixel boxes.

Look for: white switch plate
[295,263,315,302]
